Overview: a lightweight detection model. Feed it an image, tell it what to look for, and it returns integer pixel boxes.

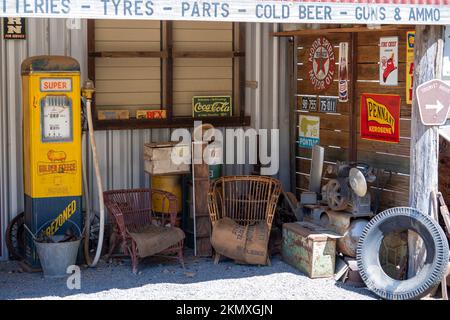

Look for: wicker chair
[207,176,282,265]
[103,188,184,273]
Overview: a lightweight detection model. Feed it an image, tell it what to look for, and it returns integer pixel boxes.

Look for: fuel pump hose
[82,80,105,267]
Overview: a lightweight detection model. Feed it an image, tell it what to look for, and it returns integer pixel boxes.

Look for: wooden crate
[144,142,190,175]
[282,221,340,278]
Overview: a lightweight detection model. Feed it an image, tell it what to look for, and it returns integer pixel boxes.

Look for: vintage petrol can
[282,221,340,278]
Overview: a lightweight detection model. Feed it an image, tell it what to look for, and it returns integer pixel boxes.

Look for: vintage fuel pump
[22,56,83,267]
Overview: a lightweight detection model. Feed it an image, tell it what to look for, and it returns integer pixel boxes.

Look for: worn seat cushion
[128,225,185,258]
[211,217,269,265]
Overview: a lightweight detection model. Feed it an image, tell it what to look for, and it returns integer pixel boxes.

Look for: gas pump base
[25,195,83,267]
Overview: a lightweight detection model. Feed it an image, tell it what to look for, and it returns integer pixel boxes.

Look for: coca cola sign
[192,96,232,117]
[308,36,336,92]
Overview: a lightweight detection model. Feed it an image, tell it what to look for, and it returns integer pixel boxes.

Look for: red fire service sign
[360,93,400,143]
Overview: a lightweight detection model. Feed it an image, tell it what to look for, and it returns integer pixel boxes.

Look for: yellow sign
[406,31,415,105]
[366,98,395,133]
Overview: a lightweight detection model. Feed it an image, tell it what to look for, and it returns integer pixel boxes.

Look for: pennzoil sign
[360,93,400,143]
[193,96,232,117]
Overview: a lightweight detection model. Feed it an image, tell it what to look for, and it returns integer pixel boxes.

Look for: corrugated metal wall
[0,20,290,260]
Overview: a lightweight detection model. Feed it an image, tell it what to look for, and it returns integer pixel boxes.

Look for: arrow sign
[425,100,444,113]
[416,79,450,126]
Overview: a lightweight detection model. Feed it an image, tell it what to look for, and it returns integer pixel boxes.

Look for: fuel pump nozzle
[81,80,105,268]
[81,80,95,100]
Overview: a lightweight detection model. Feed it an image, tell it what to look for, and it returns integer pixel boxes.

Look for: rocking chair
[103,188,185,273]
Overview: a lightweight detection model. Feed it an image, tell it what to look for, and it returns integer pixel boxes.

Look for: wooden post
[408,25,444,276]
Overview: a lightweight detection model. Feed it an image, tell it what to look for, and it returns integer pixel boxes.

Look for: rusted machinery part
[5,212,26,260]
[326,179,349,211]
[357,207,449,300]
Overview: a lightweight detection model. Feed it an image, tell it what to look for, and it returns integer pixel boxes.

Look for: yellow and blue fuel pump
[21,56,83,267]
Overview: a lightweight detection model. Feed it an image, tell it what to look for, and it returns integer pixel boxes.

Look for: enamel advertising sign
[308,37,335,92]
[3,17,25,39]
[299,115,320,149]
[380,37,399,86]
[406,31,415,104]
[338,42,349,102]
[360,93,400,143]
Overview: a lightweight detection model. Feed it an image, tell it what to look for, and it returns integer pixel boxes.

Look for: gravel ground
[0,253,377,300]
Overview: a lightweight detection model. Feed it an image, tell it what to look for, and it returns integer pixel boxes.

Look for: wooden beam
[272,25,412,37]
[89,51,167,58]
[349,33,358,162]
[408,25,445,276]
[87,20,96,81]
[172,51,244,58]
[162,21,173,120]
[290,37,297,193]
[88,51,244,59]
[92,116,251,131]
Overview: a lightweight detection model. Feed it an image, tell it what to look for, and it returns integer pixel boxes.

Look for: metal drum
[151,175,182,214]
[337,219,369,257]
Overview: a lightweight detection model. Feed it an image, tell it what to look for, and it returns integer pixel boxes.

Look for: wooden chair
[207,176,282,265]
[103,188,184,273]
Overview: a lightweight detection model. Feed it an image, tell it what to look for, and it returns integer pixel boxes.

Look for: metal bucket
[34,238,81,278]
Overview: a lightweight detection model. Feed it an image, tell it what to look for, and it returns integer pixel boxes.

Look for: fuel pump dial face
[41,96,72,142]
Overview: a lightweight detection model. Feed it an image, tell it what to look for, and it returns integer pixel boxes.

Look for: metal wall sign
[319,96,338,113]
[300,95,318,111]
[308,36,335,92]
[192,96,232,117]
[1,1,449,24]
[299,115,320,149]
[3,17,25,39]
[416,79,450,126]
[360,93,400,143]
[338,42,349,103]
[380,37,398,86]
[406,31,415,105]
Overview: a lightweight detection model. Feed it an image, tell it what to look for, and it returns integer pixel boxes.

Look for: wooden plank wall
[296,33,351,194]
[356,30,410,211]
[94,20,161,116]
[172,22,233,116]
[94,20,234,117]
[296,29,411,212]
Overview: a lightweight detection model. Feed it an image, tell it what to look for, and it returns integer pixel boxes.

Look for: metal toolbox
[282,221,340,278]
[144,142,190,175]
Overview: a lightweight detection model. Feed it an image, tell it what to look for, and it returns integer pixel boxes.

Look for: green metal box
[282,222,339,278]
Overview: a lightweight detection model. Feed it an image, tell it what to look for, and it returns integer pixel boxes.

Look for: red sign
[360,93,400,143]
[308,36,335,92]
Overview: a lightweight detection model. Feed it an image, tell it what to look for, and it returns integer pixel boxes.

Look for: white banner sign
[0,1,449,25]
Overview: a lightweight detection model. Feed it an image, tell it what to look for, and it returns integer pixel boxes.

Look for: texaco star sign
[308,37,336,92]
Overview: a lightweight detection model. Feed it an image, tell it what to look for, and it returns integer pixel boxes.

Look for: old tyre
[5,212,26,260]
[357,207,449,300]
